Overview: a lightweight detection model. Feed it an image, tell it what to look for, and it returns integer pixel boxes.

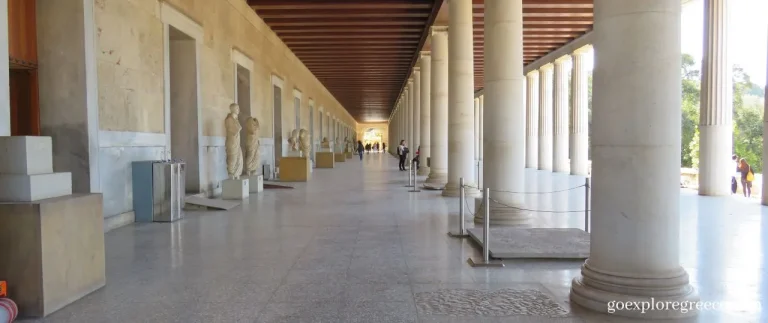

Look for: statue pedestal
[280,157,311,182]
[222,179,249,200]
[245,175,263,193]
[0,194,105,317]
[316,152,335,168]
[335,153,347,162]
[346,151,354,158]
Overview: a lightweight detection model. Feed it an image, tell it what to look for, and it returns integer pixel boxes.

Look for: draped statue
[225,103,243,179]
[299,129,311,158]
[244,117,260,175]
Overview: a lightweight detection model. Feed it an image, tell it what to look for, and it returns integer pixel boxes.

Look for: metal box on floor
[132,161,185,222]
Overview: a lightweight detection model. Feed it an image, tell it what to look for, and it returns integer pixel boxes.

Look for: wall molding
[231,48,254,70]
[271,74,284,89]
[99,131,166,148]
[160,2,203,42]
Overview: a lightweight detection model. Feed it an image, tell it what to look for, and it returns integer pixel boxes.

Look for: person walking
[738,158,754,198]
[397,140,409,171]
[357,140,364,160]
[382,143,386,153]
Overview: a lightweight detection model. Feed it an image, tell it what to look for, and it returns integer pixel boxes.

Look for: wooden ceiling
[249,0,593,122]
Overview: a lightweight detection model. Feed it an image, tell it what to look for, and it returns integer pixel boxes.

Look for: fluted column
[570,46,591,176]
[478,95,484,188]
[412,69,421,151]
[553,56,571,173]
[570,0,697,318]
[525,71,539,168]
[426,26,449,187]
[474,97,480,172]
[406,84,414,149]
[475,0,529,225]
[443,0,479,197]
[698,0,732,196]
[419,52,432,176]
[538,64,554,171]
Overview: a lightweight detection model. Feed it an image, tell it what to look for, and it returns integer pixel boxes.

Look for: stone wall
[90,0,357,224]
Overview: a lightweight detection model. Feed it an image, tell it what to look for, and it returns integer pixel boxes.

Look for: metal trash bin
[132,160,185,222]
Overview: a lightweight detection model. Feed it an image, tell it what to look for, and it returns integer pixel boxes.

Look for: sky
[581,0,768,87]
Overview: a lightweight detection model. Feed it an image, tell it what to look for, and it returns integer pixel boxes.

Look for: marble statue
[321,137,330,148]
[244,117,260,175]
[225,103,243,179]
[288,129,300,151]
[299,129,310,158]
[335,137,341,152]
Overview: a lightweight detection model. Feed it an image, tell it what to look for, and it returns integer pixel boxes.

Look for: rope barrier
[490,197,590,213]
[461,184,586,195]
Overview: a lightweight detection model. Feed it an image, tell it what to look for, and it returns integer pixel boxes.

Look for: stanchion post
[405,160,414,187]
[468,187,504,267]
[584,177,591,233]
[448,177,469,238]
[409,161,421,193]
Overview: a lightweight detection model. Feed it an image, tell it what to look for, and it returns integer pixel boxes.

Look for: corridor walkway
[25,153,768,322]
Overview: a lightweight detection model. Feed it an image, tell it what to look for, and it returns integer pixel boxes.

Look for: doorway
[273,84,282,166]
[235,64,252,174]
[168,26,200,193]
[8,0,40,136]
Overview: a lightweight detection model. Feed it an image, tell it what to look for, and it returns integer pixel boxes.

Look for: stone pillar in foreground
[553,56,571,173]
[570,46,591,176]
[525,71,540,168]
[763,28,768,206]
[419,51,432,175]
[412,69,421,151]
[425,26,449,187]
[474,97,480,178]
[406,83,413,149]
[537,63,554,171]
[443,0,478,197]
[570,0,698,318]
[698,0,732,196]
[475,0,529,225]
[478,95,484,188]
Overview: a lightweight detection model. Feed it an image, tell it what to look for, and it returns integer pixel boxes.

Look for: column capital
[555,55,572,65]
[407,78,414,85]
[539,63,554,72]
[431,25,448,35]
[526,70,540,78]
[419,51,431,59]
[573,44,593,56]
[413,67,421,73]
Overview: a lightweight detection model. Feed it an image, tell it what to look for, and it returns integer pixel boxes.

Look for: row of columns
[387,0,712,318]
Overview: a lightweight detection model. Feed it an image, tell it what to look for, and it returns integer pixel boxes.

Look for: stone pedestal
[335,153,346,162]
[0,194,105,317]
[0,137,72,202]
[222,179,249,200]
[346,152,353,159]
[280,157,311,182]
[245,175,263,193]
[316,152,335,168]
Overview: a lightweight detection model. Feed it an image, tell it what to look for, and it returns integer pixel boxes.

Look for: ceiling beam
[249,0,433,10]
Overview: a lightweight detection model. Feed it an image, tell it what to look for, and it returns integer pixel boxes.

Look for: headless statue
[225,103,243,179]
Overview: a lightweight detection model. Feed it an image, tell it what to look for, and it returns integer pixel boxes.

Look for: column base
[570,262,699,319]
[417,166,430,176]
[472,197,531,225]
[424,171,447,188]
[442,181,480,197]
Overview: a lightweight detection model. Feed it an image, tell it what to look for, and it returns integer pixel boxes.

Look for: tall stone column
[538,64,554,171]
[478,95,484,188]
[426,26,449,187]
[406,86,413,149]
[763,28,768,206]
[475,0,529,225]
[419,51,432,176]
[474,97,480,173]
[570,0,698,318]
[443,0,479,197]
[698,0,732,196]
[412,69,421,151]
[553,56,571,173]
[570,46,591,176]
[525,71,540,168]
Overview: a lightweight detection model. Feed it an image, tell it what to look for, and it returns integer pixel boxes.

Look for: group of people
[733,154,755,198]
[354,142,387,160]
[397,140,419,171]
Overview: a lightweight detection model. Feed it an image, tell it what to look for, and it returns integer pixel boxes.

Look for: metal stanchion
[448,177,469,238]
[584,177,591,233]
[409,161,421,192]
[405,160,414,187]
[468,188,504,267]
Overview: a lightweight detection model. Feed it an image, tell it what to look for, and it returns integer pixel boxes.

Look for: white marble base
[246,175,263,193]
[0,172,72,202]
[222,179,249,200]
[0,136,54,175]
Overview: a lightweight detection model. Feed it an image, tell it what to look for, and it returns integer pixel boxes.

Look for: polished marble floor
[24,153,768,322]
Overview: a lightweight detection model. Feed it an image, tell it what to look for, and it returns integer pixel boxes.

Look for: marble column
[570,46,591,176]
[412,68,421,151]
[475,0,529,225]
[698,0,732,196]
[538,64,554,171]
[474,97,480,173]
[419,51,432,176]
[405,87,411,148]
[763,28,768,206]
[525,71,540,168]
[570,0,698,318]
[443,0,479,197]
[0,0,9,136]
[553,56,571,173]
[478,95,484,188]
[426,26,449,187]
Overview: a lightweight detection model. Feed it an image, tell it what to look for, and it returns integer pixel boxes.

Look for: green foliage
[681,54,701,168]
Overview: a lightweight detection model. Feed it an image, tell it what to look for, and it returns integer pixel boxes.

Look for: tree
[732,65,763,172]
[680,54,701,168]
